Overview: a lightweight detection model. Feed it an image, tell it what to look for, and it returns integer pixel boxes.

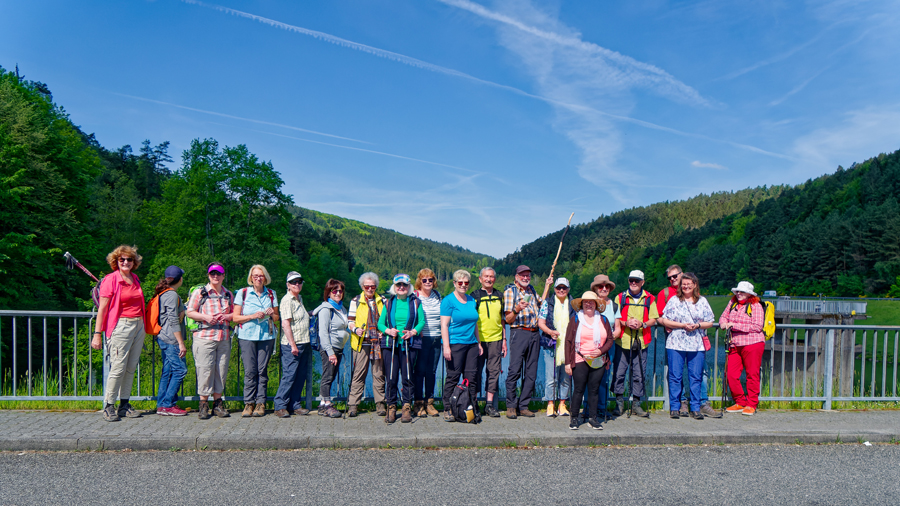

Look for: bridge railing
[1,310,897,411]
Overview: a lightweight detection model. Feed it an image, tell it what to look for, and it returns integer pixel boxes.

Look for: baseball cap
[393,273,411,285]
[164,265,184,279]
[628,270,644,281]
[515,265,532,275]
[555,277,570,288]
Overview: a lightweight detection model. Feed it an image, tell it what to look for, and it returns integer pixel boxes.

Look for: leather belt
[513,326,538,332]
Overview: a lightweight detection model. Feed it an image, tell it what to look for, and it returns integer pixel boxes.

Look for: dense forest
[0,66,488,311]
[497,152,900,297]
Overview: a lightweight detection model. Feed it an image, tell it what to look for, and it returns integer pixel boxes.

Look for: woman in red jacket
[719,281,765,416]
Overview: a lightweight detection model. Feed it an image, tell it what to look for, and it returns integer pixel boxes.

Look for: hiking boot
[679,400,689,417]
[690,411,704,420]
[293,408,310,416]
[252,402,265,417]
[506,408,517,419]
[426,398,440,417]
[275,409,290,418]
[613,395,625,416]
[725,404,745,413]
[443,410,455,422]
[375,402,387,417]
[699,403,721,418]
[168,406,187,416]
[317,404,326,416]
[557,402,570,417]
[347,405,358,417]
[103,404,120,422]
[118,401,141,418]
[519,409,536,417]
[670,410,680,419]
[546,400,556,417]
[213,398,230,418]
[401,403,412,423]
[484,404,501,418]
[568,417,579,430]
[385,405,397,424]
[631,402,649,418]
[198,400,211,420]
[242,403,255,417]
[413,400,426,417]
[589,417,603,430]
[742,406,756,416]
[324,405,342,418]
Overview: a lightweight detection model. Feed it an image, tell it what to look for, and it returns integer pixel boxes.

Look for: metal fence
[771,299,868,315]
[1,310,898,410]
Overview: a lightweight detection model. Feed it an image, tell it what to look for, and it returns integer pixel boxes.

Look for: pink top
[119,282,143,318]
[575,316,607,364]
[98,272,145,334]
[718,301,765,347]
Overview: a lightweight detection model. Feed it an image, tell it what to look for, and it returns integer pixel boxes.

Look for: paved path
[1,408,898,451]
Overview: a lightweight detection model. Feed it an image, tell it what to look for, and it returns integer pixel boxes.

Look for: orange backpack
[145,288,174,335]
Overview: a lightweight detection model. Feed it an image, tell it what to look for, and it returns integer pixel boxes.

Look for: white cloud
[791,104,900,174]
[691,160,727,170]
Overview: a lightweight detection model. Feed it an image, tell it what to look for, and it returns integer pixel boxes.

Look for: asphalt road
[1,444,897,505]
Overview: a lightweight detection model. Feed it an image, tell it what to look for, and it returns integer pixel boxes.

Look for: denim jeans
[680,362,710,405]
[274,343,311,411]
[667,348,705,412]
[156,339,187,408]
[541,347,571,401]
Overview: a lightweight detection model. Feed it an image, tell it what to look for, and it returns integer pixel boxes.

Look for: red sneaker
[168,406,188,416]
[156,407,172,416]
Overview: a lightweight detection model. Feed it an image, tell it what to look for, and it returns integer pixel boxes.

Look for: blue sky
[3,0,899,258]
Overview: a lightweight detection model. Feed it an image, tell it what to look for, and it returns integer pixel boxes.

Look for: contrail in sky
[180,0,793,161]
[115,92,372,144]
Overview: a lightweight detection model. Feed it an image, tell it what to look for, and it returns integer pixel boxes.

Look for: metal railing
[1,310,898,411]
[771,299,867,315]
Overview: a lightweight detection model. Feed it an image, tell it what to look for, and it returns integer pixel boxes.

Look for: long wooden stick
[548,212,574,281]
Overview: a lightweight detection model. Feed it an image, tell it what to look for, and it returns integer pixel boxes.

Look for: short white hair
[479,267,496,277]
[453,269,471,282]
[359,272,379,289]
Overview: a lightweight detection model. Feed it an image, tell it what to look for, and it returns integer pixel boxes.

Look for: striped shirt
[186,284,234,342]
[416,290,443,338]
[719,301,765,347]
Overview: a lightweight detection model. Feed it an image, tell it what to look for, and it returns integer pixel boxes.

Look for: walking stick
[721,329,732,416]
[548,213,575,282]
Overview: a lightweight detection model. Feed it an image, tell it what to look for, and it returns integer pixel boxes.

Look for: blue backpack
[308,307,334,352]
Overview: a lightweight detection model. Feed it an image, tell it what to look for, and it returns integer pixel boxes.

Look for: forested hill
[0,66,489,311]
[495,150,900,297]
[289,206,491,285]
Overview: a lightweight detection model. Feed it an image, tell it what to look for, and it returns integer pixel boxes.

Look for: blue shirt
[440,293,479,345]
[235,287,278,341]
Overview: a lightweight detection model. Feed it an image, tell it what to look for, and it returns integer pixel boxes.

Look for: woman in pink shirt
[564,292,613,430]
[719,281,766,416]
[91,245,146,422]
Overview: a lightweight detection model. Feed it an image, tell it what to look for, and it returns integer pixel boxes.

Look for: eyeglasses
[421,278,435,284]
[118,257,133,263]
[456,281,470,287]
[628,279,641,284]
[668,274,681,280]
[331,289,344,294]
[363,285,377,290]
[395,283,409,288]
[288,279,303,285]
[252,274,266,279]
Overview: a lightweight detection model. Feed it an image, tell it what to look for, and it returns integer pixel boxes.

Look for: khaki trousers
[104,318,145,405]
[348,348,385,406]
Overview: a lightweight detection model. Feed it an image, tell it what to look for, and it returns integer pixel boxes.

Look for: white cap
[554,277,570,288]
[628,270,644,281]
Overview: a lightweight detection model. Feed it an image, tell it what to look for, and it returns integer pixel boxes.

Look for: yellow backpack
[730,300,776,340]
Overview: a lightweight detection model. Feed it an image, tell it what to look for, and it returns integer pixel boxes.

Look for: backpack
[184,284,210,332]
[308,306,335,352]
[730,300,777,340]
[144,288,174,335]
[449,378,476,423]
[616,290,655,346]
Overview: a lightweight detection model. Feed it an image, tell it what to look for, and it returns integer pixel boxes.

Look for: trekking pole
[63,251,100,283]
[721,328,732,416]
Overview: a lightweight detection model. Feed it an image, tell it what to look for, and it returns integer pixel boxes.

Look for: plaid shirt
[503,284,539,328]
[719,301,765,347]
[187,284,234,342]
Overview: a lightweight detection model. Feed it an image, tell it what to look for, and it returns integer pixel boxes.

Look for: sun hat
[286,271,303,283]
[731,281,757,296]
[207,263,224,274]
[590,274,616,292]
[572,291,603,311]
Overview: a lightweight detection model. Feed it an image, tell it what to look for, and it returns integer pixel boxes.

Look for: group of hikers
[93,245,769,430]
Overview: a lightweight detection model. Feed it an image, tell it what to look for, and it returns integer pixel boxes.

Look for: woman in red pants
[718,281,765,416]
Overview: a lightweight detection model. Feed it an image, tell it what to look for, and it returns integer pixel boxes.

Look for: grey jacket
[312,302,349,357]
[158,290,185,345]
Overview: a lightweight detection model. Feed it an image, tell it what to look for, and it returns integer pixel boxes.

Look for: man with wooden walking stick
[503,265,543,418]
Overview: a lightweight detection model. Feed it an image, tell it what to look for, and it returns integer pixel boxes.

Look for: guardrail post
[823,329,835,410]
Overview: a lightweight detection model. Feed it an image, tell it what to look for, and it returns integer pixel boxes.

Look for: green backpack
[184,284,210,332]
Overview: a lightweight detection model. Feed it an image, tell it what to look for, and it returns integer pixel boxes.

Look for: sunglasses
[208,271,224,277]
[668,274,681,280]
[628,279,642,283]
[395,283,409,288]
[456,281,470,287]
[288,279,303,285]
[555,286,568,290]
[363,285,377,290]
[118,257,134,263]
[421,277,435,283]
[597,285,612,291]
[331,289,344,294]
